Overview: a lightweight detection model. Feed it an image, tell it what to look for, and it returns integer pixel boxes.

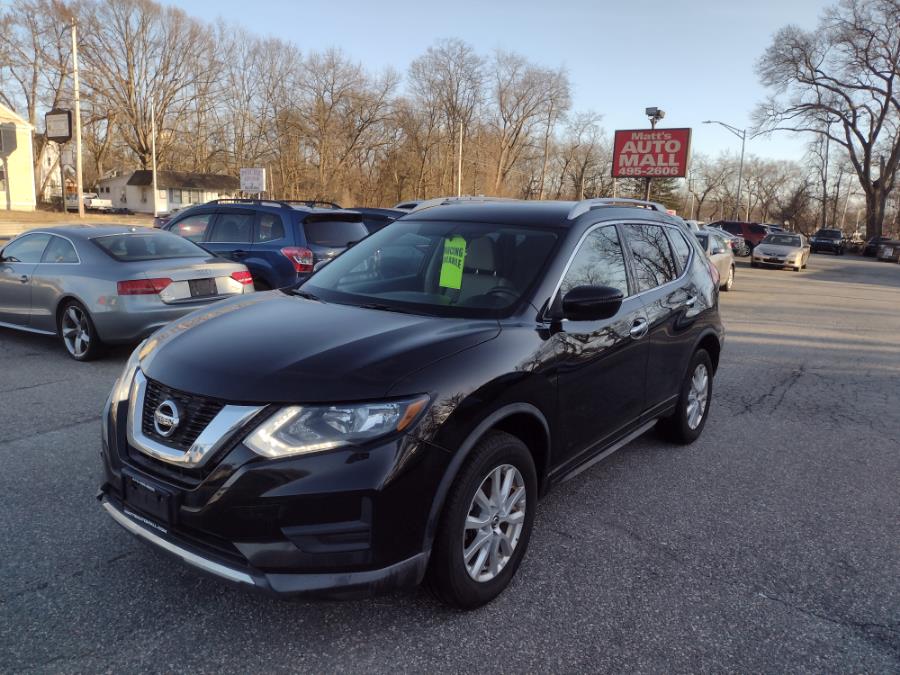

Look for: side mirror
[313,258,331,273]
[562,285,624,321]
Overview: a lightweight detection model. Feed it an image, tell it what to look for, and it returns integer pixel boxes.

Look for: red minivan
[710,221,772,252]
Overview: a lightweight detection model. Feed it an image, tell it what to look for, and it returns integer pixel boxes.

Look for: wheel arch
[695,329,722,374]
[54,293,91,335]
[422,402,551,552]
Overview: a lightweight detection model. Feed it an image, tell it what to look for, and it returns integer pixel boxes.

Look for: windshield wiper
[289,289,323,302]
[357,302,415,315]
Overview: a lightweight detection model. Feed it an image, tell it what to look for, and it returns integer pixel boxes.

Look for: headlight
[245,395,430,458]
[111,339,153,403]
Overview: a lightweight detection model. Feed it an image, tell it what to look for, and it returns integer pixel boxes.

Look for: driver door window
[559,225,630,299]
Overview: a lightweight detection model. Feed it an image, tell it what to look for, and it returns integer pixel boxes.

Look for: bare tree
[77,0,219,169]
[756,0,900,237]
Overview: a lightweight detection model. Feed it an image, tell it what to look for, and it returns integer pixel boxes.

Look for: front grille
[141,378,225,451]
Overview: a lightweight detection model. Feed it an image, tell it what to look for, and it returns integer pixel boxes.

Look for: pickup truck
[65,193,114,212]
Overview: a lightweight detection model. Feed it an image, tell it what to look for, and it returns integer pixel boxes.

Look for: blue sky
[163,0,830,161]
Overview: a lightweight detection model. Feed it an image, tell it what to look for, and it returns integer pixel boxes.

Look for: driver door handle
[19,275,28,283]
[629,318,649,340]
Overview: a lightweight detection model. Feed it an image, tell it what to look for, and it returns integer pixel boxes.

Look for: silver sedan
[0,225,254,360]
[751,233,811,272]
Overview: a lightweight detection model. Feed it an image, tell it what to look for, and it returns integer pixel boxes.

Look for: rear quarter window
[303,219,369,247]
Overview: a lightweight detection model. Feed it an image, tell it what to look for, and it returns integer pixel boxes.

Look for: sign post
[611,127,692,202]
[45,109,72,212]
[240,168,266,197]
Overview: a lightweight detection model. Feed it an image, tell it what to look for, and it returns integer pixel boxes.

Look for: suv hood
[140,292,500,403]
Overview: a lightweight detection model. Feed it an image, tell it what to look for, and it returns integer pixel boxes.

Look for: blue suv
[162,200,370,290]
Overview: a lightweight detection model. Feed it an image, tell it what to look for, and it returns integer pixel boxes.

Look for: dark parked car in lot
[162,199,369,290]
[0,226,253,360]
[863,236,893,257]
[98,197,724,608]
[711,221,772,252]
[810,228,845,255]
[351,207,407,234]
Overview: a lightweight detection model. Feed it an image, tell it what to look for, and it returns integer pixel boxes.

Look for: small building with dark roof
[95,169,239,214]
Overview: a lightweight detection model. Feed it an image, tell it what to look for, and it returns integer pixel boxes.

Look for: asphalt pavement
[1,253,898,673]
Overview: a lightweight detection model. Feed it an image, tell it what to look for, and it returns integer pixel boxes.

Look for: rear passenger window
[41,236,78,263]
[256,214,285,242]
[172,213,213,242]
[622,223,678,292]
[559,226,629,298]
[750,224,767,235]
[666,229,691,272]
[209,213,253,243]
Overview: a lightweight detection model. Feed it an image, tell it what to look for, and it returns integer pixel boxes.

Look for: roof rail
[567,197,668,220]
[409,195,513,213]
[204,198,344,210]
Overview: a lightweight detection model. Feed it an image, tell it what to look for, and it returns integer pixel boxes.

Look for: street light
[703,120,749,220]
[644,107,666,199]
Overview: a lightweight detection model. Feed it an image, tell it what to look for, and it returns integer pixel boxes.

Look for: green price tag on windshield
[439,236,467,290]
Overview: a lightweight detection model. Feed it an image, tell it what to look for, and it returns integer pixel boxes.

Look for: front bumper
[99,393,451,597]
[811,241,842,253]
[752,255,800,268]
[100,497,428,597]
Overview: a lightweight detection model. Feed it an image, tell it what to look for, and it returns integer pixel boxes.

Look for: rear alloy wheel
[428,430,537,609]
[658,349,713,444]
[58,300,104,361]
[722,266,734,291]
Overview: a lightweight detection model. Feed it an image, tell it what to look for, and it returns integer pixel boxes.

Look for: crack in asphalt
[0,551,136,604]
[0,379,66,394]
[736,364,807,416]
[756,591,900,659]
[0,415,102,445]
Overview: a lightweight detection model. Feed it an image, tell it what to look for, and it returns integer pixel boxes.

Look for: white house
[0,102,37,211]
[95,170,239,214]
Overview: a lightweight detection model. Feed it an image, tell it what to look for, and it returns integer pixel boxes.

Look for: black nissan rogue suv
[98,198,725,609]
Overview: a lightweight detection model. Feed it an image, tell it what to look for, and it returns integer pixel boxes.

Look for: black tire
[427,430,537,609]
[57,300,105,361]
[657,349,713,444]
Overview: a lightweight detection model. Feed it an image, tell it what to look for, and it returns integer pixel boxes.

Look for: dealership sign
[240,167,266,193]
[612,128,691,178]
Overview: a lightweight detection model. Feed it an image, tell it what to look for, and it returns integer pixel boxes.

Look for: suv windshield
[302,220,560,318]
[762,234,801,247]
[815,229,842,239]
[93,231,209,261]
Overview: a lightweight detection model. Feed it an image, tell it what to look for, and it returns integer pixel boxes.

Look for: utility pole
[457,121,463,198]
[821,123,831,230]
[151,101,159,217]
[71,18,84,218]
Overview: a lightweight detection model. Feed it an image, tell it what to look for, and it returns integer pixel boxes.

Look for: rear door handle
[629,318,649,340]
[231,250,248,258]
[19,275,28,283]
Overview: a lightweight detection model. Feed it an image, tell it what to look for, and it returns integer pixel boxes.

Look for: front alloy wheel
[428,430,537,609]
[463,464,527,582]
[723,266,734,291]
